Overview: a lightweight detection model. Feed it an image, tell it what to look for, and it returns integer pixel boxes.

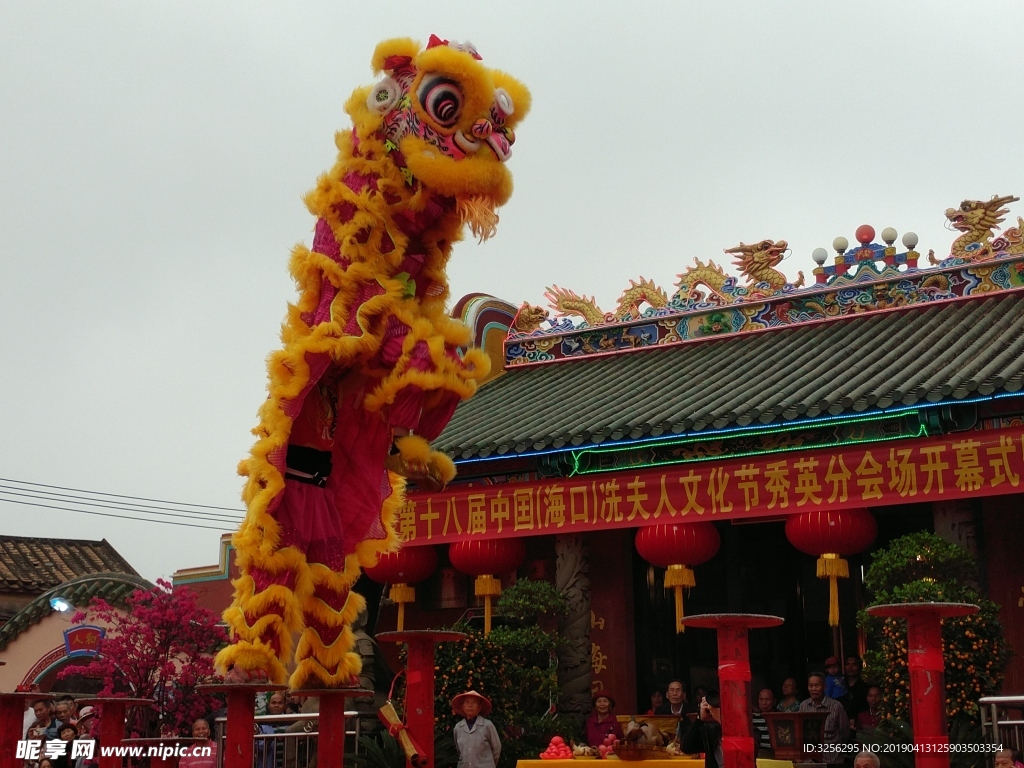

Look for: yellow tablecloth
[518,760,793,768]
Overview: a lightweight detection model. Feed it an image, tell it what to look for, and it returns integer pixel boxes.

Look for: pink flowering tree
[59,579,227,736]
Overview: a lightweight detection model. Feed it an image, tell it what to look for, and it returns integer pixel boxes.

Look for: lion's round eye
[418,76,464,128]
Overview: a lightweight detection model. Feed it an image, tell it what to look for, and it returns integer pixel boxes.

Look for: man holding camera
[679,692,723,768]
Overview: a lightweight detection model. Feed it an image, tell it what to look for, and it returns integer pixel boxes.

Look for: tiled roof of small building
[0,572,152,651]
[0,535,139,594]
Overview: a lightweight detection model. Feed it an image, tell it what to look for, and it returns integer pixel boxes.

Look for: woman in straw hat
[452,690,501,768]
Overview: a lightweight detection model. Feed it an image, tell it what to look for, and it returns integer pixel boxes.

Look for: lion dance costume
[215,36,529,689]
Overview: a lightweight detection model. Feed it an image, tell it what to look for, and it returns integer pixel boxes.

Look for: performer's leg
[218,539,311,685]
[290,557,366,689]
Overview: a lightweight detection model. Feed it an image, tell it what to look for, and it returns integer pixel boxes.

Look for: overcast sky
[3,1,1024,583]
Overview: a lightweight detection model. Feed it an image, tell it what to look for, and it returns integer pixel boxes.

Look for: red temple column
[379,630,466,768]
[197,682,285,768]
[680,613,784,768]
[0,689,52,768]
[866,602,978,768]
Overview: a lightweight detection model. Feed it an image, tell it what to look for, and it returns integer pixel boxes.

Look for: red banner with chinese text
[397,426,1024,546]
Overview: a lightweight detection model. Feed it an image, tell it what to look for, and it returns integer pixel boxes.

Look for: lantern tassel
[816,554,848,627]
[475,575,501,635]
[389,583,415,632]
[665,565,695,634]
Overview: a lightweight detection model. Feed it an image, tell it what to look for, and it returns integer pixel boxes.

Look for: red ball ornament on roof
[855,224,876,244]
[635,523,720,634]
[786,508,877,627]
[365,546,438,586]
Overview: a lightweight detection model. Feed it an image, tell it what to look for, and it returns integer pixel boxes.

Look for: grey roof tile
[437,295,1024,460]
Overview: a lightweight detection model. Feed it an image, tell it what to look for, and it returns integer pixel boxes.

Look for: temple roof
[437,293,1024,460]
[0,535,139,594]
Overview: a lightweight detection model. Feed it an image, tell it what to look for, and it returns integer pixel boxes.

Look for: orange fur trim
[214,641,290,685]
[289,652,363,690]
[372,38,421,74]
[429,451,457,486]
[401,135,513,205]
[355,473,404,568]
[395,434,432,463]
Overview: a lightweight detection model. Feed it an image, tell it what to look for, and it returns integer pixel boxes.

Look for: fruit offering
[540,735,573,760]
[572,744,598,757]
[597,734,620,758]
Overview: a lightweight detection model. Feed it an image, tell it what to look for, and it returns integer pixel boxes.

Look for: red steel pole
[0,691,52,768]
[867,602,978,768]
[76,697,153,768]
[680,614,784,768]
[197,683,285,768]
[292,687,372,768]
[379,630,466,768]
[717,623,754,768]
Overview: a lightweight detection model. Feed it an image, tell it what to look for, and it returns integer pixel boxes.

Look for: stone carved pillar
[556,534,592,713]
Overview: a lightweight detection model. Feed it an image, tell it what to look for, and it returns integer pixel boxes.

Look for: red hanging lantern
[785,508,877,626]
[449,539,526,634]
[365,546,438,631]
[635,523,720,634]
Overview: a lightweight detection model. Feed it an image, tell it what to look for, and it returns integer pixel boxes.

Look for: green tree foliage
[858,532,1012,725]
[429,579,583,768]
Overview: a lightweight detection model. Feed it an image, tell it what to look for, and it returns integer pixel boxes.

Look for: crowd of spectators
[21,697,98,768]
[633,654,892,768]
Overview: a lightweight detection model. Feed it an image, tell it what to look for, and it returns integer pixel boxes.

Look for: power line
[0,495,235,532]
[0,483,244,523]
[0,476,245,513]
[0,475,247,531]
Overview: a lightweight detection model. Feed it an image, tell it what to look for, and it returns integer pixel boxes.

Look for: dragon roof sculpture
[507,195,1024,367]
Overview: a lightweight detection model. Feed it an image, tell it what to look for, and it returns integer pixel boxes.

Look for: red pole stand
[866,602,978,768]
[680,614,784,768]
[292,687,372,768]
[77,697,155,768]
[379,630,466,768]
[0,690,52,768]
[197,682,285,768]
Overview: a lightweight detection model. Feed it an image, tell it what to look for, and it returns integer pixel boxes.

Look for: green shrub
[858,532,1012,725]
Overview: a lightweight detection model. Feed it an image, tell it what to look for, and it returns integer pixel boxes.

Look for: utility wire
[0,495,235,531]
[0,483,244,522]
[0,476,245,512]
[0,476,247,531]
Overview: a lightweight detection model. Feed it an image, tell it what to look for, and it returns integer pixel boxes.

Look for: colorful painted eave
[504,197,1024,368]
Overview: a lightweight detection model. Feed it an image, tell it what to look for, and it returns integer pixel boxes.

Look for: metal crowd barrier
[214,711,365,768]
[979,695,1024,752]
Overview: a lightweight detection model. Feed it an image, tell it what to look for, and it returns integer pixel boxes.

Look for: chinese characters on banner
[397,427,1024,546]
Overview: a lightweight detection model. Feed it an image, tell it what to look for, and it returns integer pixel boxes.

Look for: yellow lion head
[346,36,530,220]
